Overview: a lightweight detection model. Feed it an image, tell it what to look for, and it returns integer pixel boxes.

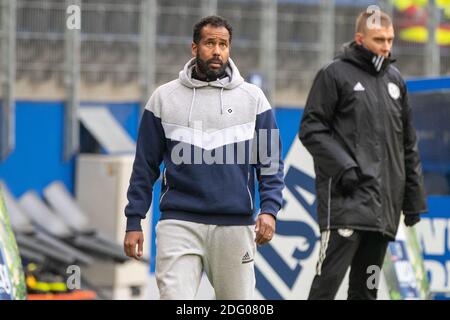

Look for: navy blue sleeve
[254,107,285,218]
[124,109,166,231]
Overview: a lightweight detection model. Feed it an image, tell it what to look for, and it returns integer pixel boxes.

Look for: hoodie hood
[179,57,244,89]
[179,57,245,118]
[336,41,395,75]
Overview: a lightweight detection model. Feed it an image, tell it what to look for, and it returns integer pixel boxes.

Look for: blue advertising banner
[416,196,450,299]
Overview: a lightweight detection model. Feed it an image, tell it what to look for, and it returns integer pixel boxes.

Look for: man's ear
[191,42,197,58]
[355,32,364,45]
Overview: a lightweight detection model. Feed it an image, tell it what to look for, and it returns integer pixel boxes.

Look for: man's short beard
[196,53,227,81]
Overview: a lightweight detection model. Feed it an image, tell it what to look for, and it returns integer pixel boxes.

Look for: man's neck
[192,66,227,82]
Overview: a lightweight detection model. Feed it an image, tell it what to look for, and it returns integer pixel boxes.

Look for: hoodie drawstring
[188,87,196,125]
[188,83,225,126]
[217,78,225,114]
[220,87,224,114]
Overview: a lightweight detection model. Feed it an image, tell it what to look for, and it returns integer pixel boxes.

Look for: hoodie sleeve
[124,91,166,231]
[299,66,358,179]
[401,86,428,215]
[253,88,285,218]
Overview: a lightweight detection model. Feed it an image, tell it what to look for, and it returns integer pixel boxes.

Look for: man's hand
[124,231,144,260]
[339,167,360,195]
[255,213,276,246]
[404,214,421,227]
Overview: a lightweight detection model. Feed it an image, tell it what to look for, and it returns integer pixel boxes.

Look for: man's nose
[213,44,221,55]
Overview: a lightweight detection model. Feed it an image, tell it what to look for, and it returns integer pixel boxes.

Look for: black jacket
[299,42,427,240]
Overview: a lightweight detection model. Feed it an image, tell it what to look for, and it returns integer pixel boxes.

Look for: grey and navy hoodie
[125,58,285,231]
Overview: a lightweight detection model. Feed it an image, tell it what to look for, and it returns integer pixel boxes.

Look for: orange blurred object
[27,290,97,300]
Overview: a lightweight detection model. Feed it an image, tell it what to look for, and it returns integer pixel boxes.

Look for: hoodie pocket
[159,168,170,205]
[159,163,253,215]
[246,171,254,210]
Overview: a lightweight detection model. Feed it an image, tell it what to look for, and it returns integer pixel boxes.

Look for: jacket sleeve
[253,89,285,218]
[124,92,166,231]
[299,66,357,179]
[401,88,428,215]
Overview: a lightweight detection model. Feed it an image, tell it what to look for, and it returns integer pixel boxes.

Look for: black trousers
[308,229,389,300]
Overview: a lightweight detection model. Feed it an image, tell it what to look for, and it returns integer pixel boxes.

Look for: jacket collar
[337,41,396,76]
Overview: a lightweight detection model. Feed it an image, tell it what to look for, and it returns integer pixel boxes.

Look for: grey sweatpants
[155,219,256,300]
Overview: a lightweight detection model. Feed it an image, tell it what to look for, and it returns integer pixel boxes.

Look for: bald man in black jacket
[299,10,427,300]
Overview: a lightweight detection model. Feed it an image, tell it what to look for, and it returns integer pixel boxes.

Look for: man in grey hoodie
[123,16,284,299]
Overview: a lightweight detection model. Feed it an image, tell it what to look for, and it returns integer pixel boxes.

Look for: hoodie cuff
[260,201,281,219]
[126,216,142,232]
[403,210,428,215]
